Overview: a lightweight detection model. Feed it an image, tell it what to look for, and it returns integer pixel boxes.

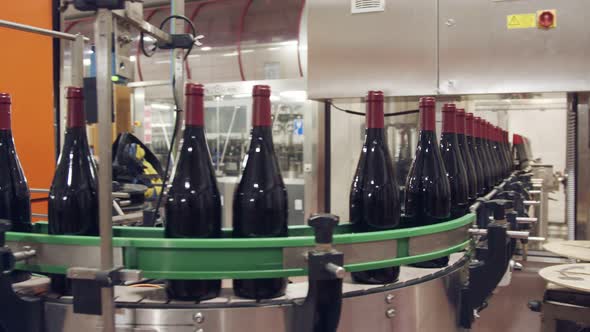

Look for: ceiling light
[267,47,280,51]
[155,59,171,64]
[83,59,91,66]
[200,46,212,51]
[232,93,250,99]
[150,103,172,110]
[129,55,136,62]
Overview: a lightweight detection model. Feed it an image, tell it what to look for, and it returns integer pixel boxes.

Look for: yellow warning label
[507,13,536,29]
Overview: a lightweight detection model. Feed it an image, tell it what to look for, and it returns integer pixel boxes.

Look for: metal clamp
[67,266,142,315]
[0,219,43,332]
[294,214,344,332]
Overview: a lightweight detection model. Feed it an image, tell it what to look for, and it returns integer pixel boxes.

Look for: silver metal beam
[170,0,186,162]
[114,2,172,44]
[94,9,116,332]
[0,19,89,41]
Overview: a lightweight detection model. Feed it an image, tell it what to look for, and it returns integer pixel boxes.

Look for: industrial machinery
[2,0,586,331]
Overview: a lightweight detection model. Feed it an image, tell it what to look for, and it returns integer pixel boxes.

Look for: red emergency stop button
[538,11,555,29]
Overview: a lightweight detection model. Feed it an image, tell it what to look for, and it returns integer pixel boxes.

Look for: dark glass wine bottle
[165,83,222,301]
[488,122,503,184]
[455,108,478,202]
[482,120,499,185]
[465,113,486,196]
[0,93,31,233]
[233,85,288,299]
[48,87,99,293]
[405,97,451,268]
[350,91,401,284]
[440,104,469,218]
[473,117,493,193]
[494,126,509,178]
[49,87,98,235]
[503,130,513,172]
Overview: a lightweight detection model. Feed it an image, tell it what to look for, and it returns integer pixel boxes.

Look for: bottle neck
[442,111,456,134]
[252,96,272,126]
[185,94,204,126]
[366,100,384,129]
[0,104,11,130]
[67,98,85,129]
[420,105,436,131]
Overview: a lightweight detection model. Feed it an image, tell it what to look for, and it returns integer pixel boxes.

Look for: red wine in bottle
[233,85,288,299]
[0,93,31,233]
[487,122,502,184]
[350,91,401,284]
[465,113,486,196]
[494,126,509,178]
[48,87,99,293]
[165,83,222,301]
[405,97,451,268]
[481,121,498,185]
[473,117,493,193]
[455,109,478,202]
[440,104,469,218]
[49,87,98,235]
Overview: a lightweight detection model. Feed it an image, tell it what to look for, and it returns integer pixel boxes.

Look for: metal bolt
[386,294,395,304]
[386,308,396,318]
[325,263,346,279]
[193,312,204,324]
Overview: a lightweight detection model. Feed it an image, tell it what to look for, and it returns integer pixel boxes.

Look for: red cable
[237,0,254,81]
[296,0,306,77]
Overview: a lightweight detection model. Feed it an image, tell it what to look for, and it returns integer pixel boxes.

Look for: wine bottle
[455,108,479,202]
[465,113,486,196]
[49,87,98,235]
[473,117,493,193]
[48,87,99,293]
[503,130,513,172]
[350,91,401,284]
[495,126,509,178]
[440,104,469,218]
[405,97,451,268]
[165,83,222,301]
[488,122,503,183]
[482,121,499,185]
[0,93,31,233]
[233,85,288,299]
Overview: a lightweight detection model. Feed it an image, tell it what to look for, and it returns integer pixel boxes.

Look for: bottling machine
[2,0,589,331]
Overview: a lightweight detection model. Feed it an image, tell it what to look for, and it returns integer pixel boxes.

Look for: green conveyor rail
[6,214,475,280]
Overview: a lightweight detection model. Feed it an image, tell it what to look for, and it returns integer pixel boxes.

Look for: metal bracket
[67,266,142,315]
[294,214,345,332]
[0,219,43,332]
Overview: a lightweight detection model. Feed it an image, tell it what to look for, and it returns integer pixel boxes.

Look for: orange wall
[0,1,55,219]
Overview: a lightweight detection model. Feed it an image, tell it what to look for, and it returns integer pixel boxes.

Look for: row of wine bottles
[348,93,515,284]
[0,86,515,301]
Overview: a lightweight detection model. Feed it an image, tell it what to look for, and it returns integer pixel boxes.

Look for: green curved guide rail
[5,214,475,280]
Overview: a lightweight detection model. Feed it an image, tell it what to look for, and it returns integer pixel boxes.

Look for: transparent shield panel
[134,80,310,227]
[330,98,419,222]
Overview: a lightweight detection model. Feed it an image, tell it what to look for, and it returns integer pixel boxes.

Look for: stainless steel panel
[283,239,398,269]
[307,0,438,99]
[439,0,590,95]
[408,225,470,256]
[44,257,468,332]
[6,242,124,269]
